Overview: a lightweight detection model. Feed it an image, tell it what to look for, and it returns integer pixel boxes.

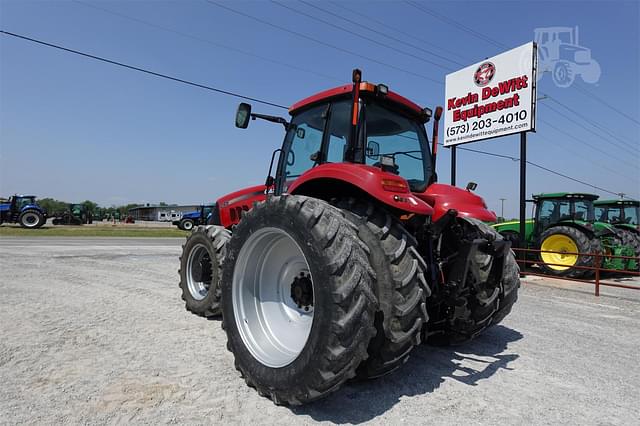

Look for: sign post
[444,42,537,266]
[520,132,527,266]
[450,146,457,186]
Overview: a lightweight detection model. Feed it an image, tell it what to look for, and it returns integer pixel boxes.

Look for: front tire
[221,195,377,405]
[19,210,45,229]
[178,225,231,317]
[180,219,195,231]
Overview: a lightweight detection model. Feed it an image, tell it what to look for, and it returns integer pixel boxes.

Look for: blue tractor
[0,195,47,228]
[173,205,216,231]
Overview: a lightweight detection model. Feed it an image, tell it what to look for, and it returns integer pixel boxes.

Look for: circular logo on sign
[474,62,495,87]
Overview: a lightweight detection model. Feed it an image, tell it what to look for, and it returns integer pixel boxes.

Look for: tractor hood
[182,211,201,219]
[416,183,497,222]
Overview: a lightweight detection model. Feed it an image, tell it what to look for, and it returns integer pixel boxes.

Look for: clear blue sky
[1,0,638,218]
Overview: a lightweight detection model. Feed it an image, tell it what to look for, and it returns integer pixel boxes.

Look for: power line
[270,0,453,72]
[297,0,464,68]
[534,132,639,183]
[73,0,343,84]
[538,115,638,171]
[526,161,624,197]
[447,143,627,197]
[328,0,470,63]
[546,95,638,152]
[540,101,638,158]
[205,1,443,86]
[572,82,640,126]
[404,1,507,49]
[0,30,289,109]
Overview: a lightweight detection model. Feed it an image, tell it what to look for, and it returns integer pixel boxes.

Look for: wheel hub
[290,273,313,311]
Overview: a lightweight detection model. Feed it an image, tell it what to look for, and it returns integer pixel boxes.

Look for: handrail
[510,247,639,296]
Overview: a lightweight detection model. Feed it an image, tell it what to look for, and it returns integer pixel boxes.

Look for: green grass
[0,225,189,238]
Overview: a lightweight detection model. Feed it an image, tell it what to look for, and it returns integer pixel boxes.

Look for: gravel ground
[1,237,639,425]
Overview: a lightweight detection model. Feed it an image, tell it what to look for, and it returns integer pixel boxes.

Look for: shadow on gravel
[292,325,523,424]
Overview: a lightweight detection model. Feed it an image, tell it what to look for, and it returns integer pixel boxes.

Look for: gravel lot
[1,237,639,425]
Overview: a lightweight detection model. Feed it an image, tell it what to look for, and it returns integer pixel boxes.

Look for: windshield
[558,31,573,43]
[573,200,594,221]
[17,197,35,207]
[364,102,430,191]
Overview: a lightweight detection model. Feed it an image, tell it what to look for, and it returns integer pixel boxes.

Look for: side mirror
[366,140,380,159]
[235,103,252,129]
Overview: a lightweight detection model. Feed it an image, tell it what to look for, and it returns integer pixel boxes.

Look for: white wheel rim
[186,243,212,300]
[22,212,40,228]
[232,227,314,368]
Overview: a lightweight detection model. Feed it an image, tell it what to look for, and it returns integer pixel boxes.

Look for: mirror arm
[251,113,290,130]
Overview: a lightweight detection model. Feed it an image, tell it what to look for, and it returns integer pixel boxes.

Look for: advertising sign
[444,42,537,146]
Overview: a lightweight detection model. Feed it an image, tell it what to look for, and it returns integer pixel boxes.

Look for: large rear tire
[333,198,429,379]
[221,195,377,405]
[178,225,231,317]
[427,218,520,345]
[19,209,45,229]
[538,225,599,278]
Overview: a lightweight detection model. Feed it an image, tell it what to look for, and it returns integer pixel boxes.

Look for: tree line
[38,198,145,219]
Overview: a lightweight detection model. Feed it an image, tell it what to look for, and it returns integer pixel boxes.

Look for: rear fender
[287,163,433,216]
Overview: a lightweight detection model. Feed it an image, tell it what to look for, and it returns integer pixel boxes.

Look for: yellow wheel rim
[541,234,579,271]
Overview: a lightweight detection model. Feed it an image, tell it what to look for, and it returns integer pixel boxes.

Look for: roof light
[377,84,388,96]
[423,107,433,122]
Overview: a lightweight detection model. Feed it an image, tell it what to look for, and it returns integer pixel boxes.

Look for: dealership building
[127,204,200,222]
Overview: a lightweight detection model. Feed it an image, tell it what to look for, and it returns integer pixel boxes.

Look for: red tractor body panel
[289,83,424,116]
[217,185,267,228]
[287,163,434,216]
[416,183,497,222]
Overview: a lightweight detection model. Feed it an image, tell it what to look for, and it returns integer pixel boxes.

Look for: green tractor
[493,193,637,277]
[594,199,640,260]
[52,203,93,225]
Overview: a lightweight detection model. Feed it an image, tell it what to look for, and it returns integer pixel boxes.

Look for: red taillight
[381,179,409,193]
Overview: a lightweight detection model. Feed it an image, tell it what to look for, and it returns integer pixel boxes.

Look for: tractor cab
[595,199,639,227]
[532,192,598,239]
[12,195,37,210]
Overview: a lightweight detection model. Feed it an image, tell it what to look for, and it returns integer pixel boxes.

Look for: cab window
[283,104,326,179]
[538,200,570,226]
[624,206,638,225]
[325,100,351,164]
[364,102,428,189]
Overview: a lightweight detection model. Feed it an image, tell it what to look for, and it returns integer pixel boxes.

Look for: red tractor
[178,70,519,405]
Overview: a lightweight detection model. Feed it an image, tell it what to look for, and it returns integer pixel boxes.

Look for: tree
[38,198,68,215]
[81,200,98,214]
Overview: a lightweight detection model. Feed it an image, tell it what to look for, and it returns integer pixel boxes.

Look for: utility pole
[499,198,506,220]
